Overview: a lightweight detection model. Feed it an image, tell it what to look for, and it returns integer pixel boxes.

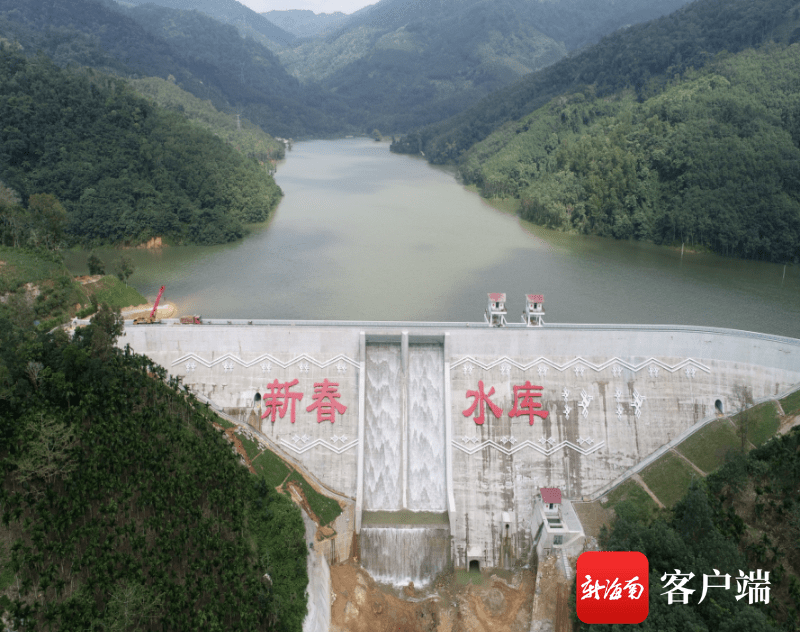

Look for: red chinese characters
[261,379,304,423]
[508,381,549,425]
[259,377,347,424]
[463,380,550,425]
[463,380,503,425]
[306,379,348,424]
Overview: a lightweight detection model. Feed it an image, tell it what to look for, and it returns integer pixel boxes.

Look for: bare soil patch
[74,275,103,285]
[330,561,534,632]
[122,302,176,319]
[530,555,570,632]
[778,413,800,435]
[217,426,256,475]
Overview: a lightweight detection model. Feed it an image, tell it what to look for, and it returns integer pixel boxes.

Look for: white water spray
[360,526,449,587]
[363,344,403,511]
[407,345,446,512]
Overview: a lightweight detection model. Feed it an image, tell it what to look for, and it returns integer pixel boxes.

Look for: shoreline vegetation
[448,45,800,264]
[0,48,283,250]
[471,189,718,255]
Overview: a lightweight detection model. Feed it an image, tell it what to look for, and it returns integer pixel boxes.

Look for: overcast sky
[239,0,376,14]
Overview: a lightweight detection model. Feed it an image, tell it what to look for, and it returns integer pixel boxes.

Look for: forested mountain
[458,46,800,262]
[118,0,297,49]
[335,0,692,52]
[393,0,800,163]
[588,427,800,631]
[0,0,704,138]
[0,49,282,246]
[263,9,352,39]
[0,311,308,630]
[0,0,180,77]
[276,0,692,133]
[117,2,352,138]
[128,76,285,164]
[0,0,349,138]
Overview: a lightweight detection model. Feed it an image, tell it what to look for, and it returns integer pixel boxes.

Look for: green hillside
[0,48,282,246]
[128,76,285,164]
[118,2,351,139]
[264,9,351,39]
[0,314,308,630]
[278,0,566,133]
[118,0,297,49]
[0,0,347,138]
[458,45,800,261]
[0,247,90,330]
[589,422,800,630]
[395,0,800,163]
[277,0,692,134]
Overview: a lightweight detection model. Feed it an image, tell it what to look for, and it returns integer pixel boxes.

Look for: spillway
[407,345,446,512]
[361,341,450,586]
[302,510,330,632]
[363,344,403,511]
[360,525,450,587]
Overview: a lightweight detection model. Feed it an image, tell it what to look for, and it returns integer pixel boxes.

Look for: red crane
[150,285,165,319]
[134,285,165,325]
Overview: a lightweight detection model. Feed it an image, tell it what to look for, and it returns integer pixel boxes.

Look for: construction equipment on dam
[133,285,165,325]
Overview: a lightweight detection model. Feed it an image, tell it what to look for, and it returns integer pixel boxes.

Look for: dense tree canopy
[0,313,309,630]
[456,46,800,262]
[394,0,800,164]
[0,48,282,246]
[0,0,347,138]
[581,427,800,631]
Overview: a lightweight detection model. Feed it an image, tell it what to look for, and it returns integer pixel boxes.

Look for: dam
[118,295,800,583]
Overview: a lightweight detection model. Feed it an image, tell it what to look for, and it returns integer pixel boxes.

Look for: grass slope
[0,247,88,329]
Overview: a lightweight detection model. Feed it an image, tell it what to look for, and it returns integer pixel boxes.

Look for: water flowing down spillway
[407,345,446,512]
[360,526,450,587]
[361,342,450,586]
[364,344,403,511]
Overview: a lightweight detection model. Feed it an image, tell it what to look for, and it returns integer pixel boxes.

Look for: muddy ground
[330,561,536,632]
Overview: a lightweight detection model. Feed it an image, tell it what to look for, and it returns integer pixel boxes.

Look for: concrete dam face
[120,319,800,577]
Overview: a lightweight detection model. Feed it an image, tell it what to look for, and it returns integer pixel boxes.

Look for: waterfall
[360,526,449,587]
[407,345,446,512]
[364,344,402,511]
[361,341,449,586]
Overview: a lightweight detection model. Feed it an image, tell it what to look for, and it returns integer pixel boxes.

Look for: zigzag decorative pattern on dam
[171,352,359,371]
[450,355,711,374]
[280,436,359,454]
[453,437,606,456]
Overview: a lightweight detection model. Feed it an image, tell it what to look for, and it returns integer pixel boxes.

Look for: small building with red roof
[523,294,545,326]
[532,487,585,563]
[485,292,508,327]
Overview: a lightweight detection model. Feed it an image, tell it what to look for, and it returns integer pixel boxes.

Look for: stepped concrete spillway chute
[119,320,800,571]
[359,335,451,585]
[359,525,450,587]
[363,342,403,511]
[407,343,447,512]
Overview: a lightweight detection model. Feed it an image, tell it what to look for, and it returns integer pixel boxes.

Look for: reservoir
[65,138,800,338]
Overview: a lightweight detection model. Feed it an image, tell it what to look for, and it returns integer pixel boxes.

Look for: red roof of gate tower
[540,487,562,504]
